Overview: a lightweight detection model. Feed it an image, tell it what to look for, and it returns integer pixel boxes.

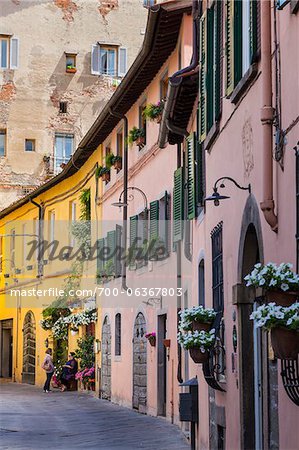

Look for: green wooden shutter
[214,0,222,121]
[186,134,196,220]
[107,230,116,269]
[226,0,234,96]
[196,141,204,207]
[199,13,207,143]
[234,0,243,86]
[173,167,184,243]
[115,225,122,277]
[96,238,105,282]
[249,0,258,63]
[129,215,138,269]
[149,200,159,241]
[207,7,214,133]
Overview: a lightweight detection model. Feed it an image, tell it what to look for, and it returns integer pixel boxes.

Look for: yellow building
[0,142,104,388]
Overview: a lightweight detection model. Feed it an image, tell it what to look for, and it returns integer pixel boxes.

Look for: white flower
[281,283,289,291]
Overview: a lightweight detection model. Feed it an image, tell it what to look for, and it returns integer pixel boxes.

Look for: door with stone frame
[132,312,147,413]
[22,311,36,385]
[101,316,111,400]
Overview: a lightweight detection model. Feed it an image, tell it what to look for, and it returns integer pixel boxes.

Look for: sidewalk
[0,382,189,449]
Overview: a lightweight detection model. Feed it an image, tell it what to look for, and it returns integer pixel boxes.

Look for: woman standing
[42,348,54,393]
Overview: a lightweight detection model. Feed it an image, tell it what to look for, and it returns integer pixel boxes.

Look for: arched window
[198,259,205,306]
[115,313,121,356]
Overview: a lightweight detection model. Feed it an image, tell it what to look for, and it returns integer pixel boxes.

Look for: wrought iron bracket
[202,312,226,392]
[281,358,299,406]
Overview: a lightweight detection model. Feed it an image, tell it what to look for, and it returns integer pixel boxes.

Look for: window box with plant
[96,260,115,283]
[250,302,299,359]
[66,65,77,74]
[245,262,299,306]
[105,152,122,171]
[142,101,164,124]
[95,166,111,183]
[180,306,217,332]
[128,127,145,148]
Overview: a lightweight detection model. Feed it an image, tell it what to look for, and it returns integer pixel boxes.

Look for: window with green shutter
[199,12,207,142]
[115,224,122,278]
[96,237,105,282]
[149,200,159,241]
[173,167,184,244]
[107,229,116,271]
[129,215,138,269]
[226,0,260,97]
[186,133,196,220]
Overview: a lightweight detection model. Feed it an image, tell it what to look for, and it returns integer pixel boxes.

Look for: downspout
[30,198,44,277]
[260,0,278,232]
[108,108,128,290]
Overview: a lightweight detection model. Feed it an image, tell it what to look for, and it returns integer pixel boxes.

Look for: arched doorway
[22,311,36,385]
[101,316,111,400]
[132,312,147,413]
[237,196,278,450]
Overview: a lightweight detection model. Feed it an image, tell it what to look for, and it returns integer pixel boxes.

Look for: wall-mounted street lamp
[111,186,148,211]
[205,177,251,207]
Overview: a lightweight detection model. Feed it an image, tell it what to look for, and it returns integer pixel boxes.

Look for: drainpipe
[260,0,278,232]
[30,198,44,277]
[108,109,129,290]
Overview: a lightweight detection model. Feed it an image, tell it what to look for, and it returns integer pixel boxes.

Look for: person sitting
[60,352,78,392]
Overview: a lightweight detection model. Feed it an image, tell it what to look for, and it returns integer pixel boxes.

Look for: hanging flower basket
[102,171,110,182]
[136,136,145,148]
[145,332,156,347]
[179,306,216,332]
[265,291,299,307]
[270,327,299,359]
[113,159,122,170]
[192,321,211,332]
[189,347,209,364]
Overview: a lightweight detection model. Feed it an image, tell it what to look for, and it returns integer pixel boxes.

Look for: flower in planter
[95,166,110,179]
[250,302,299,331]
[142,101,164,122]
[128,127,145,146]
[177,329,216,353]
[145,332,156,345]
[179,306,217,332]
[244,262,299,292]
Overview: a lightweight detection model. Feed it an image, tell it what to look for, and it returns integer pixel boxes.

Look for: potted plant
[95,166,110,183]
[178,328,216,364]
[250,302,299,359]
[179,306,216,332]
[128,127,145,148]
[66,64,76,74]
[145,332,156,347]
[112,155,122,170]
[245,262,299,306]
[142,101,164,123]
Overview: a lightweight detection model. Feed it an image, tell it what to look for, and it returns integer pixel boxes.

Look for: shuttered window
[186,134,196,220]
[173,167,184,243]
[107,230,116,269]
[115,313,121,356]
[97,238,105,282]
[129,215,138,269]
[91,44,127,77]
[149,200,159,241]
[0,36,19,69]
[199,13,207,142]
[118,47,127,77]
[115,224,122,278]
[226,0,259,96]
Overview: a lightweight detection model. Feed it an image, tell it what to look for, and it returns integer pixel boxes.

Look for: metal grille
[281,358,299,406]
[211,222,224,312]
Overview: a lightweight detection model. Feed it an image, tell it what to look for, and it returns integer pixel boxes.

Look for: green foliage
[74,335,95,369]
[104,153,114,169]
[95,166,111,179]
[79,189,91,220]
[53,339,68,376]
[142,102,163,121]
[128,127,145,145]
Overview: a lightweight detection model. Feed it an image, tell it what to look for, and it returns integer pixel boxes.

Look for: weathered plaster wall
[0,0,146,210]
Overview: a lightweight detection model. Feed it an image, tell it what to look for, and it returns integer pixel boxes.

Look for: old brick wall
[0,0,146,210]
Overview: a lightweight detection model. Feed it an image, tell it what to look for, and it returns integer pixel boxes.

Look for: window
[198,259,205,306]
[143,0,156,7]
[116,128,123,160]
[149,192,170,258]
[160,71,169,101]
[25,139,35,152]
[0,35,19,69]
[211,222,224,312]
[59,102,68,114]
[226,0,259,96]
[139,100,147,147]
[172,167,184,244]
[199,2,222,142]
[54,133,74,174]
[129,211,148,269]
[91,44,127,77]
[115,313,121,356]
[0,130,6,156]
[10,229,15,269]
[65,53,76,72]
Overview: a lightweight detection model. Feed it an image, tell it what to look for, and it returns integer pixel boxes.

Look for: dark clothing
[61,359,78,388]
[44,371,54,391]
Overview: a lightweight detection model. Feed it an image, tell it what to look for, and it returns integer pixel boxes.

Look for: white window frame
[0,35,19,70]
[54,133,74,174]
[242,0,251,76]
[91,44,127,77]
[0,130,6,157]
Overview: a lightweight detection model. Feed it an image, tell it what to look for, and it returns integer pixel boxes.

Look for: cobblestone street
[0,382,189,450]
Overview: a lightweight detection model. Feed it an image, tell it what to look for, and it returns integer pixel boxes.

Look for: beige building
[0,0,147,210]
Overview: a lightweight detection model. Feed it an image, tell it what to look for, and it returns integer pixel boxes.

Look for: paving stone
[0,382,189,450]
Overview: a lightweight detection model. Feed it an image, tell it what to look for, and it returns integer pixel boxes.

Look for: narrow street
[0,382,189,450]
